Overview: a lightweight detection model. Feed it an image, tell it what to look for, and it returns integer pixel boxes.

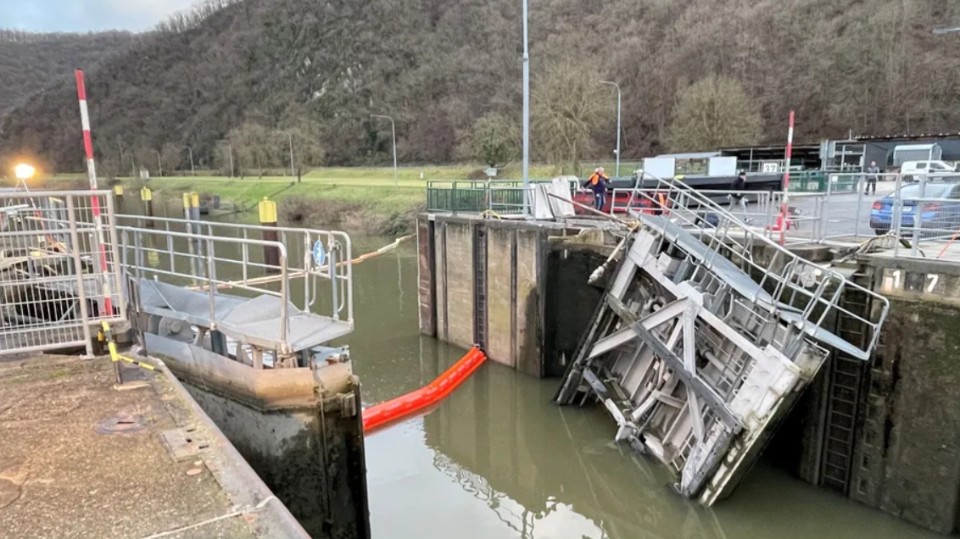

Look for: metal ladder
[820,281,871,493]
[473,226,488,349]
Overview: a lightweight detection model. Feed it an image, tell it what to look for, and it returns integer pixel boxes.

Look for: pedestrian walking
[865,161,880,195]
[728,170,749,215]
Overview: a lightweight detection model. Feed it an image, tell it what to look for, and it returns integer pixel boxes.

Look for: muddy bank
[279,197,422,236]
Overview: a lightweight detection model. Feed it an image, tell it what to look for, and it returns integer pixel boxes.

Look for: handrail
[624,174,890,360]
[116,214,353,325]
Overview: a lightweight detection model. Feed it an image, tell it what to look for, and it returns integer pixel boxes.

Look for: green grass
[6,163,566,234]
[118,176,424,215]
[113,163,560,215]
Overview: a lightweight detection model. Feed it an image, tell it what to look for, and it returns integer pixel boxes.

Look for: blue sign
[312,240,327,268]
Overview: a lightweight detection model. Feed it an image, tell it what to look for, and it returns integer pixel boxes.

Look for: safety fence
[0,190,125,356]
[426,179,560,215]
[610,172,960,259]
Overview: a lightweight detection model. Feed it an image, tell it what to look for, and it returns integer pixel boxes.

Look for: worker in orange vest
[584,167,610,210]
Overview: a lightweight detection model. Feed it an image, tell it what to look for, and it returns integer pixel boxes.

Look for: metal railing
[624,176,889,361]
[426,179,559,214]
[0,190,125,356]
[116,215,354,331]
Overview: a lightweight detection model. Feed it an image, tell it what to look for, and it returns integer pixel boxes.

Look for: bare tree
[532,61,606,174]
[665,75,762,152]
[457,112,519,167]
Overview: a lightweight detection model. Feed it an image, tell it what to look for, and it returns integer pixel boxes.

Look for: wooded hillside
[2,0,960,174]
[0,30,132,120]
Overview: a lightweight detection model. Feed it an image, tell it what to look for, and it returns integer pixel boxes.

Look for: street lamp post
[117,139,126,178]
[156,150,163,177]
[371,114,398,188]
[599,80,621,177]
[522,0,531,215]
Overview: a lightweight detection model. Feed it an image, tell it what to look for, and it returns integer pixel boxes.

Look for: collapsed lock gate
[556,177,889,506]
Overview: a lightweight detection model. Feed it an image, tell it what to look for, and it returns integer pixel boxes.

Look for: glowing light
[14,164,36,181]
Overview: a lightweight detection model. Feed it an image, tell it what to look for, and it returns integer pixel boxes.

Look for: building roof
[854,132,960,142]
[891,143,940,151]
[654,152,721,159]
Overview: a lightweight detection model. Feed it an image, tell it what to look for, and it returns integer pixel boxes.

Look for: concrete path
[0,354,279,538]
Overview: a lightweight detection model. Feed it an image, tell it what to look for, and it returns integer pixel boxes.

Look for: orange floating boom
[362,346,487,433]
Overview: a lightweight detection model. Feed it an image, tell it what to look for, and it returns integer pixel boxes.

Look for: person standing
[865,161,880,195]
[585,167,610,210]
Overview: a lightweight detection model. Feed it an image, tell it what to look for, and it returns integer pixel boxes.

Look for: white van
[900,160,958,182]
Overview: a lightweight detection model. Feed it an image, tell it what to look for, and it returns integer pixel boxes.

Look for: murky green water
[344,238,938,539]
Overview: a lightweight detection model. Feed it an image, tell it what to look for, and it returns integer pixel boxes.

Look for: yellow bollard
[259,197,280,273]
[139,186,154,226]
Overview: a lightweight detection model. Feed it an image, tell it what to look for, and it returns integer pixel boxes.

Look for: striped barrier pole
[75,69,114,317]
[779,110,795,246]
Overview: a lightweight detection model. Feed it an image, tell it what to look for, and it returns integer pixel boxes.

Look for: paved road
[757,181,900,240]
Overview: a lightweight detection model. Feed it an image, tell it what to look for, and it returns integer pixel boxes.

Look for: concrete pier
[417,214,610,377]
[0,354,307,538]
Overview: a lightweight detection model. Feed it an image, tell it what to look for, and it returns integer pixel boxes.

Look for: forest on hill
[0,30,133,120]
[2,0,960,176]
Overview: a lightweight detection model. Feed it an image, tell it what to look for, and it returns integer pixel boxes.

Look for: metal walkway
[117,215,354,364]
[556,177,889,506]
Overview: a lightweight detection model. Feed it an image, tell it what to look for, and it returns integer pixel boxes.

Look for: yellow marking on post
[182,192,191,209]
[190,192,200,208]
[140,187,152,201]
[113,185,124,196]
[258,197,278,224]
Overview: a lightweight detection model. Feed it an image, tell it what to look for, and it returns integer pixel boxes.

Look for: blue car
[870,182,960,236]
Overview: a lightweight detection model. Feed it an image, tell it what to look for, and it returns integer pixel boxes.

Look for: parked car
[899,160,958,182]
[869,182,960,236]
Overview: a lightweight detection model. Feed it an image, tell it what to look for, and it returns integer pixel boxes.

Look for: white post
[187,146,195,176]
[156,150,162,177]
[522,0,531,215]
[600,80,621,177]
[288,132,296,178]
[391,120,398,188]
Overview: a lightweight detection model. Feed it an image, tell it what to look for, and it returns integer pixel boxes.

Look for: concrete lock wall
[419,215,546,374]
[852,258,960,534]
[781,256,960,535]
[418,215,606,377]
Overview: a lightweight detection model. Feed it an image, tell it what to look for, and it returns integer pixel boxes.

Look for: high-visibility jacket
[587,172,609,192]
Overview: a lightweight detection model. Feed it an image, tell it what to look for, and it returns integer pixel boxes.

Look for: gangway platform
[139,279,353,354]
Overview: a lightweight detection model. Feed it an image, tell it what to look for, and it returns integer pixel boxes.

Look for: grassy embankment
[19,164,559,235]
